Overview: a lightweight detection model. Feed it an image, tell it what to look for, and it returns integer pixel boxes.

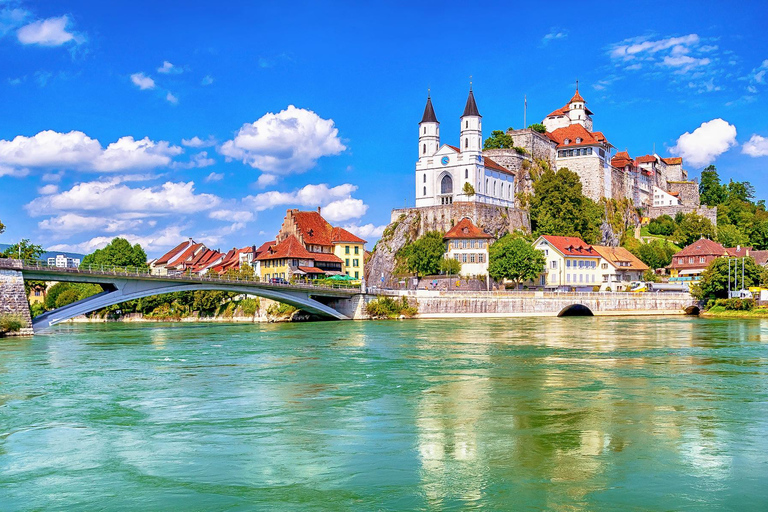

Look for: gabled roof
[155,240,191,265]
[420,95,439,124]
[331,227,366,244]
[293,211,334,246]
[673,238,728,258]
[727,246,752,258]
[547,124,609,149]
[538,235,600,257]
[483,156,515,176]
[462,89,481,117]
[546,104,570,118]
[635,155,657,164]
[167,243,204,268]
[751,250,768,266]
[445,144,461,153]
[256,235,314,261]
[254,240,275,256]
[662,157,683,165]
[592,245,649,271]
[611,151,635,169]
[444,218,493,240]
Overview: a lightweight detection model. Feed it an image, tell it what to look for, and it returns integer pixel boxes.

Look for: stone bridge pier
[0,259,34,336]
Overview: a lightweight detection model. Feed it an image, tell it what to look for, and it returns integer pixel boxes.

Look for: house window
[478,254,485,263]
[465,169,468,179]
[355,271,359,279]
[688,257,694,264]
[345,258,350,266]
[353,259,359,267]
[602,263,608,269]
[567,260,571,268]
[576,137,582,143]
[699,257,705,263]
[355,246,359,255]
[580,274,583,283]
[462,254,467,263]
[345,246,350,254]
[566,273,570,283]
[551,261,557,269]
[564,138,570,144]
[470,254,476,263]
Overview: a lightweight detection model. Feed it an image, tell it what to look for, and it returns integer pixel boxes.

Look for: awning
[678,269,703,276]
[298,266,325,274]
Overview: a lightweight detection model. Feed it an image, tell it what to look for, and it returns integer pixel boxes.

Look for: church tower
[460,86,482,154]
[418,93,440,159]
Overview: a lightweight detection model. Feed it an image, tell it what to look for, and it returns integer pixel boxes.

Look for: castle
[415,86,715,223]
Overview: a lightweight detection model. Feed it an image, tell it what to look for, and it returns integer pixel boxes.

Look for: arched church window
[493,182,496,196]
[465,169,468,179]
[422,143,426,154]
[465,138,468,149]
[423,186,427,196]
[485,178,489,192]
[424,127,426,134]
[440,174,453,194]
[423,174,426,183]
[465,120,468,128]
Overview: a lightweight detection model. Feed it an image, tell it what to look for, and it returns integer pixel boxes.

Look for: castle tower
[567,86,593,131]
[460,87,482,154]
[418,94,440,159]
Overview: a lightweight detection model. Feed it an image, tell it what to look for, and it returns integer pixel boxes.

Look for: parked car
[270,277,288,285]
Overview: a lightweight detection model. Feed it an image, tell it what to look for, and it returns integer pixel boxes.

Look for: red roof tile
[331,227,366,244]
[592,245,649,271]
[727,246,752,258]
[483,156,515,176]
[635,155,657,164]
[167,243,204,268]
[547,124,609,149]
[255,240,275,256]
[546,104,570,118]
[539,235,600,257]
[155,240,191,265]
[256,235,314,261]
[673,238,728,259]
[311,252,344,263]
[445,144,461,153]
[662,157,683,165]
[570,89,586,103]
[444,218,493,239]
[292,211,334,246]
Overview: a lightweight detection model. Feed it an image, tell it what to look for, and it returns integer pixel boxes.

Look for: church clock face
[441,156,450,165]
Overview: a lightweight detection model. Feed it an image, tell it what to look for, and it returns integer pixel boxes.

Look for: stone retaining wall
[646,205,717,226]
[0,258,34,336]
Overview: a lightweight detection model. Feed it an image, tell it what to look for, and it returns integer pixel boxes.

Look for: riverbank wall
[0,259,33,336]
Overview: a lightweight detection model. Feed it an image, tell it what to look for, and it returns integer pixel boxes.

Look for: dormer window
[564,138,570,144]
[575,137,582,144]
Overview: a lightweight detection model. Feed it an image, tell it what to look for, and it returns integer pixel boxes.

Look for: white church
[415,88,516,208]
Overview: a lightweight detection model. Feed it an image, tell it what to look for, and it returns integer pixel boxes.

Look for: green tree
[483,130,514,150]
[529,168,603,244]
[528,123,546,133]
[488,234,546,288]
[462,182,476,197]
[647,215,676,236]
[81,237,147,268]
[716,224,749,248]
[673,213,716,247]
[699,165,727,206]
[0,219,4,235]
[192,291,234,314]
[2,239,44,260]
[726,179,755,203]
[624,237,678,270]
[692,257,767,301]
[406,231,445,277]
[439,257,461,275]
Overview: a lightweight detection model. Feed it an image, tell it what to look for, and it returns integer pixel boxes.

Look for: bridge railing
[19,259,361,292]
[367,287,692,299]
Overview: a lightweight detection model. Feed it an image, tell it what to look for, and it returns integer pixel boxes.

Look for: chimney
[317,206,321,214]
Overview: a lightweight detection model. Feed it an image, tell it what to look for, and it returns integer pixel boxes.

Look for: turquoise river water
[1,317,768,511]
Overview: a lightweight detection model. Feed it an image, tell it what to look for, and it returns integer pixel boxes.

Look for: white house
[415,89,515,208]
[48,254,81,268]
[444,218,493,277]
[591,245,649,291]
[533,235,602,290]
[652,186,681,207]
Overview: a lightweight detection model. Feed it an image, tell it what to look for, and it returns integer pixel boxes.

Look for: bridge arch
[684,305,701,315]
[32,279,349,331]
[557,304,594,317]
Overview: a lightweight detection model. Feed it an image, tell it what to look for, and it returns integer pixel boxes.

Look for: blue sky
[0,0,767,257]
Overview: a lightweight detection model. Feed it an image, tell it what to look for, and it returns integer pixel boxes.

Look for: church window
[465,120,468,128]
[424,127,426,134]
[465,169,468,179]
[440,174,453,194]
[423,186,426,196]
[493,182,496,196]
[485,178,489,192]
[422,143,426,154]
[423,174,426,183]
[465,138,468,149]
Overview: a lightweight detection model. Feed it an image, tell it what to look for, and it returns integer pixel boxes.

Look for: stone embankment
[0,258,33,336]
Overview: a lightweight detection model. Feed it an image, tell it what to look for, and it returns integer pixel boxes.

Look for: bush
[266,302,297,317]
[0,315,25,334]
[365,296,417,319]
[30,303,46,318]
[711,298,755,311]
[239,298,260,316]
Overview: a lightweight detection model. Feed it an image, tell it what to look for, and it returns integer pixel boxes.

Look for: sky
[0,0,767,258]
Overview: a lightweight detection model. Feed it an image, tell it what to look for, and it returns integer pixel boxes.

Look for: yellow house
[331,228,366,280]
[256,235,328,282]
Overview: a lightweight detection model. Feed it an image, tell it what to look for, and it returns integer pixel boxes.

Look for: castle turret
[460,87,482,154]
[567,87,593,130]
[418,94,440,158]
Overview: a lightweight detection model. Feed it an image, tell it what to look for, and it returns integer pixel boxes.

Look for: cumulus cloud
[610,34,701,62]
[39,213,143,235]
[171,151,215,169]
[204,171,224,182]
[341,223,386,240]
[25,179,221,217]
[743,134,768,157]
[256,174,278,188]
[671,119,737,167]
[0,130,182,174]
[37,184,58,194]
[245,183,357,211]
[0,164,28,178]
[49,225,219,255]
[219,105,345,176]
[166,92,178,104]
[181,135,217,148]
[131,72,155,90]
[16,15,82,46]
[321,198,367,222]
[157,60,182,74]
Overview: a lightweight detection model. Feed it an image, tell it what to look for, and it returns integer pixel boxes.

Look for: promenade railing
[367,287,692,299]
[18,259,360,293]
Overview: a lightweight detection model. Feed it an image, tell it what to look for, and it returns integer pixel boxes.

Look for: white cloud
[172,151,215,169]
[743,134,768,157]
[26,179,221,217]
[131,72,155,90]
[157,60,182,74]
[49,225,218,255]
[181,135,217,148]
[16,15,82,46]
[671,119,737,167]
[0,164,28,177]
[38,213,143,235]
[341,223,385,240]
[542,28,567,45]
[209,209,254,223]
[37,184,58,194]
[321,198,367,222]
[610,34,700,61]
[0,130,182,174]
[219,105,346,177]
[204,171,224,182]
[245,183,357,211]
[166,92,178,104]
[256,174,278,188]
[1,7,29,36]
[201,75,214,86]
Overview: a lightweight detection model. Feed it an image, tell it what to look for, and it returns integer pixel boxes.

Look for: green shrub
[0,315,25,334]
[711,298,755,311]
[365,296,417,318]
[30,303,46,318]
[239,298,260,316]
[267,302,297,317]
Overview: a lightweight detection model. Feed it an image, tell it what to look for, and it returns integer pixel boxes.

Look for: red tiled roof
[444,218,493,239]
[297,266,325,274]
[445,144,461,153]
[293,211,334,246]
[570,89,586,103]
[673,238,728,259]
[331,227,366,244]
[611,151,635,169]
[662,157,683,165]
[547,124,609,149]
[539,235,600,257]
[727,246,752,258]
[592,245,649,271]
[546,104,570,118]
[311,252,344,263]
[167,243,204,268]
[635,155,657,164]
[256,235,314,261]
[155,240,191,265]
[751,250,768,266]
[255,240,275,256]
[483,156,515,176]
[614,151,631,160]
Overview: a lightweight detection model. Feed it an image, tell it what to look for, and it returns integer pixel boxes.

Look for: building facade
[533,235,603,290]
[415,89,516,208]
[591,245,649,290]
[48,254,81,268]
[443,218,493,277]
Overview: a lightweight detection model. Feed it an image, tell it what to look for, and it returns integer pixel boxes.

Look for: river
[1,317,767,511]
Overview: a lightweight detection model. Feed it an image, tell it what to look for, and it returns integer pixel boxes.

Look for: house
[47,254,80,268]
[28,283,46,305]
[443,217,493,277]
[415,89,516,208]
[533,235,602,290]
[668,238,751,280]
[591,245,648,290]
[256,235,325,282]
[331,227,366,280]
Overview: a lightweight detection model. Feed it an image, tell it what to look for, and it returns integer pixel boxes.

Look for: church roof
[462,89,481,117]
[420,95,438,123]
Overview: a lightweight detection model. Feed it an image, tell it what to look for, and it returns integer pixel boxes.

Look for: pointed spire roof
[420,94,438,123]
[462,88,481,117]
[569,88,585,104]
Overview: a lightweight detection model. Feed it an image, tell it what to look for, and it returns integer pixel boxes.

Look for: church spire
[462,88,481,117]
[420,93,438,124]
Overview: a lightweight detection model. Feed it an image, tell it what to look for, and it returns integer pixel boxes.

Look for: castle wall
[611,167,628,202]
[507,129,557,164]
[646,205,717,226]
[668,181,700,207]
[556,155,605,202]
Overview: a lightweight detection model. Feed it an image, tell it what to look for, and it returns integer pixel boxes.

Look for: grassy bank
[700,306,768,318]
